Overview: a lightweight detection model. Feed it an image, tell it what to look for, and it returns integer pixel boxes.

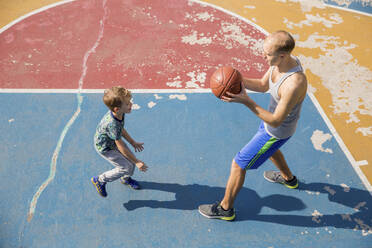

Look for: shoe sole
[263,173,299,189]
[198,209,236,221]
[91,178,107,197]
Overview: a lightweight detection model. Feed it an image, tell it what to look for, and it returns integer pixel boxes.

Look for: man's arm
[242,69,270,93]
[223,73,307,127]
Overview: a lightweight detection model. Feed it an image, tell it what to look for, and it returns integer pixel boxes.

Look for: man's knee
[231,159,245,174]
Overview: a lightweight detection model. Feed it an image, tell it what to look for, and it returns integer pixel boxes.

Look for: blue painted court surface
[1,93,370,247]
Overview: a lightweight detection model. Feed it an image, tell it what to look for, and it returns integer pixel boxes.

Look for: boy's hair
[103,86,132,111]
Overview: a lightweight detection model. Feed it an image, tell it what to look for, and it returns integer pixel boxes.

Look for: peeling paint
[354,201,367,211]
[283,13,343,28]
[154,94,163,100]
[185,71,206,88]
[181,30,212,45]
[324,185,336,195]
[132,104,140,110]
[354,218,372,236]
[306,190,320,195]
[220,22,264,55]
[297,34,372,124]
[276,0,326,12]
[166,76,183,88]
[312,210,323,223]
[340,183,350,192]
[311,129,333,153]
[356,126,372,136]
[148,101,156,108]
[169,94,187,100]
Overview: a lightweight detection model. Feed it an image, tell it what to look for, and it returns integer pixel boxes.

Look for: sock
[220,205,229,211]
[285,176,296,183]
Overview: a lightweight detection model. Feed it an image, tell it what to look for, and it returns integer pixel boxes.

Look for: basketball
[210,67,242,99]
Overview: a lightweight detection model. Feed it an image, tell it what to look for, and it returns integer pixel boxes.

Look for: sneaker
[91,176,107,197]
[120,177,140,190]
[263,171,298,189]
[198,202,235,221]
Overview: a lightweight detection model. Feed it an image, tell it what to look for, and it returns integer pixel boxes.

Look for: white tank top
[264,56,304,139]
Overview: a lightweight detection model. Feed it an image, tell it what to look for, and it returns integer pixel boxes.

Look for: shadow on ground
[123,181,371,233]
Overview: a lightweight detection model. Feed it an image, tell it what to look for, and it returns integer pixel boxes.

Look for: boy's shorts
[234,122,291,170]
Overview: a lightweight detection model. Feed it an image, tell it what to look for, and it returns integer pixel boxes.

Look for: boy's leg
[98,149,135,183]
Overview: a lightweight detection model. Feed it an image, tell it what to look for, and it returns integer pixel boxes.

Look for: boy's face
[114,97,133,114]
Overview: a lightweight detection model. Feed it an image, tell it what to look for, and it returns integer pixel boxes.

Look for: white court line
[0,88,261,94]
[325,3,372,17]
[308,93,372,195]
[0,0,78,34]
[0,88,211,93]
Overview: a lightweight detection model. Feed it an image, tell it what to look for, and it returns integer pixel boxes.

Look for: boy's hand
[135,161,148,172]
[131,141,144,152]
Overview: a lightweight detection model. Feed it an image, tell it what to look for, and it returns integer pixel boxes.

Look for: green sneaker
[198,202,235,221]
[263,171,298,189]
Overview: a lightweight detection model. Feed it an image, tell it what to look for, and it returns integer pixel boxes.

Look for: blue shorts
[234,122,291,170]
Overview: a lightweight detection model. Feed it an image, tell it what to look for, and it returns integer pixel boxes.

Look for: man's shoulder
[286,71,307,89]
[279,71,307,100]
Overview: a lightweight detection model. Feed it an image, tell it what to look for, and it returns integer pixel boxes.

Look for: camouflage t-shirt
[94,111,125,153]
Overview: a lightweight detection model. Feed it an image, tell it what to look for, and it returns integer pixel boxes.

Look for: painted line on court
[308,92,372,195]
[195,0,269,35]
[27,0,108,222]
[0,0,78,33]
[325,3,372,17]
[0,88,260,94]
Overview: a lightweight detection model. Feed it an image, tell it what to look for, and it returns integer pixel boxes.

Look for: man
[199,30,308,221]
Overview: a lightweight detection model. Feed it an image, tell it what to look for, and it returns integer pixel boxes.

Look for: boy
[91,86,148,197]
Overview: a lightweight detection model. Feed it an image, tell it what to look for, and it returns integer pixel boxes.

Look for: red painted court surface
[0,0,267,90]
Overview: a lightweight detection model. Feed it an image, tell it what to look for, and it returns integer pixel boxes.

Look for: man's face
[262,39,281,66]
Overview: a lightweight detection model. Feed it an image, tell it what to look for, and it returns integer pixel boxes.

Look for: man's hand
[221,82,252,104]
[131,141,144,152]
[135,161,148,172]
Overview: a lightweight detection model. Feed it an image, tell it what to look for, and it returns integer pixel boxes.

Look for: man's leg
[265,149,298,189]
[269,149,293,181]
[198,160,240,221]
[220,160,246,210]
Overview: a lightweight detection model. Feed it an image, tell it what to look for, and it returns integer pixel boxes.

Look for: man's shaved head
[265,30,295,54]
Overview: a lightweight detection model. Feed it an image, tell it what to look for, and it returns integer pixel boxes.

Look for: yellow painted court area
[1,0,371,186]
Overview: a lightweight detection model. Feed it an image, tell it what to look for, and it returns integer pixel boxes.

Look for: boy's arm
[122,128,144,152]
[115,138,138,164]
[115,138,148,171]
[121,128,134,144]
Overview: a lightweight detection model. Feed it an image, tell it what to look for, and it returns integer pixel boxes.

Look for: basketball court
[0,0,371,247]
